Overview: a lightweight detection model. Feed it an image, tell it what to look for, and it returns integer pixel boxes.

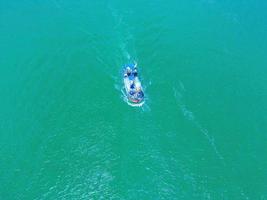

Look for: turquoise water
[1,0,267,199]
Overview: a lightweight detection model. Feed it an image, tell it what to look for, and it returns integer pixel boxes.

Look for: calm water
[1,0,267,199]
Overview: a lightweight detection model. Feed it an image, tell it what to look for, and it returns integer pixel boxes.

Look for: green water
[1,0,267,199]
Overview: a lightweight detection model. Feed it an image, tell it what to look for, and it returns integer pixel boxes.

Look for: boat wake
[173,82,225,163]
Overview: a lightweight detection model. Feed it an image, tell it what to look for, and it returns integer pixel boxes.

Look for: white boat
[123,64,144,104]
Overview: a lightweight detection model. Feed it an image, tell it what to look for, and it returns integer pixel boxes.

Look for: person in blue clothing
[129,90,135,96]
[130,80,135,89]
[133,68,138,77]
[132,65,138,77]
[124,67,132,77]
[135,86,144,99]
[126,67,131,76]
[138,90,144,98]
[128,80,136,96]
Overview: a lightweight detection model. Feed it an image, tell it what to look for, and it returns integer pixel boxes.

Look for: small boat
[123,63,144,104]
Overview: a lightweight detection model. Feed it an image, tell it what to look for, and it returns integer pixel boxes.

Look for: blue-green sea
[1,0,267,199]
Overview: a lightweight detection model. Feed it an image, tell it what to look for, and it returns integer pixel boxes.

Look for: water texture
[1,0,267,199]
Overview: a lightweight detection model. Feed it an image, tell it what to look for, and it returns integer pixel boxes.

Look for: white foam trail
[141,103,151,112]
[108,4,138,62]
[173,84,225,163]
[108,5,146,108]
[239,187,250,200]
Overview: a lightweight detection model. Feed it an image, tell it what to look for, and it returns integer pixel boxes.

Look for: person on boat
[135,86,144,99]
[130,80,135,89]
[138,90,144,98]
[129,90,135,96]
[126,67,131,76]
[133,68,138,77]
[124,67,131,77]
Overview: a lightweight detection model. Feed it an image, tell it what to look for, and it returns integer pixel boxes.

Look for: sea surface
[1,0,267,199]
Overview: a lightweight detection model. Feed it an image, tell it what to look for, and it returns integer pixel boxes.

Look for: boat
[123,63,144,104]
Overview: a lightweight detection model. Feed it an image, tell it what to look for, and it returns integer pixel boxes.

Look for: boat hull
[123,64,144,104]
